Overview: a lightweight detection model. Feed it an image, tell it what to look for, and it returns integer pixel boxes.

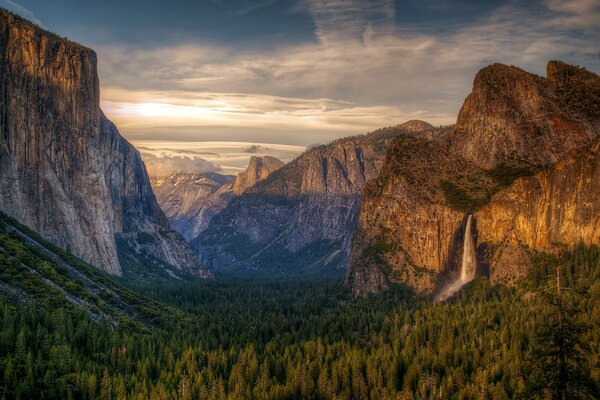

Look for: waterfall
[436,214,477,301]
[460,214,476,283]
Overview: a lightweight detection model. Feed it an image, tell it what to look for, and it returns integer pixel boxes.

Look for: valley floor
[1,214,599,399]
[0,239,600,399]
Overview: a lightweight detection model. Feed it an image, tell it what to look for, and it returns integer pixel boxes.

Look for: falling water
[460,214,477,283]
[436,214,477,301]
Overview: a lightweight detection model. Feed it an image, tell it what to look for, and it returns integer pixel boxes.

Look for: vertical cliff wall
[0,9,208,277]
[345,136,495,296]
[346,61,600,297]
[475,137,600,285]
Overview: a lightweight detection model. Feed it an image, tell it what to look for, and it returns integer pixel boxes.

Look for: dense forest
[1,214,599,399]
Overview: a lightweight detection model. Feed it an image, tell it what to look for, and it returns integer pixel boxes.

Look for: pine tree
[525,266,600,399]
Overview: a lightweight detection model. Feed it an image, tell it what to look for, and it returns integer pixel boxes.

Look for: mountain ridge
[194,122,450,275]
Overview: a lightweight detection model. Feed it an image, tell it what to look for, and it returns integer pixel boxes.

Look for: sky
[2,0,600,175]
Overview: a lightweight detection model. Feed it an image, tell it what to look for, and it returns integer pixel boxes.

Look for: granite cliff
[448,61,600,169]
[475,136,600,285]
[0,9,209,278]
[345,136,498,296]
[346,61,600,296]
[232,156,284,196]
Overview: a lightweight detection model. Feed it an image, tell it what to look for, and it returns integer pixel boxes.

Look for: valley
[1,4,599,399]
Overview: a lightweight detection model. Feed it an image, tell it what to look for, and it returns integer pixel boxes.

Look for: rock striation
[0,9,209,277]
[475,136,600,285]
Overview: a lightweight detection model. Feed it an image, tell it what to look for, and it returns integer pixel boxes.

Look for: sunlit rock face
[476,137,600,285]
[0,10,209,277]
[346,61,600,297]
[345,136,494,297]
[448,61,600,169]
[232,156,284,196]
[194,123,440,275]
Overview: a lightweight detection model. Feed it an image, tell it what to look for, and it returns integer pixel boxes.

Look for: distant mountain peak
[232,156,284,196]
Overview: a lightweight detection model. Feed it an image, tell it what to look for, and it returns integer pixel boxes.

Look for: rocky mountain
[447,61,600,169]
[149,155,282,243]
[345,136,499,296]
[0,9,209,278]
[346,61,600,297]
[150,172,235,241]
[232,156,284,195]
[194,123,443,275]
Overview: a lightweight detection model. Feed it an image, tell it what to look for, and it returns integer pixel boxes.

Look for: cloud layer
[99,0,600,145]
[92,0,600,174]
[136,141,306,176]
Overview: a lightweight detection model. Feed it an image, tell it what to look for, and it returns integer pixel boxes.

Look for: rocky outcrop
[447,61,600,169]
[475,136,600,285]
[150,172,234,241]
[232,156,283,196]
[194,123,439,275]
[0,9,209,277]
[345,136,496,296]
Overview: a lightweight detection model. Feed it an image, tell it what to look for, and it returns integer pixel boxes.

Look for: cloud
[141,153,222,177]
[97,0,600,157]
[300,0,395,43]
[544,0,600,30]
[244,145,266,153]
[135,141,305,175]
[1,0,45,27]
[100,86,437,145]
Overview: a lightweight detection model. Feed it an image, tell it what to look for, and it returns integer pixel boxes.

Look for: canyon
[2,7,599,297]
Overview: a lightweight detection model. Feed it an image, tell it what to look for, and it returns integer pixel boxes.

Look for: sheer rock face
[447,61,600,169]
[475,137,600,285]
[194,124,430,274]
[345,136,495,297]
[0,10,209,277]
[232,156,283,196]
[150,172,234,241]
